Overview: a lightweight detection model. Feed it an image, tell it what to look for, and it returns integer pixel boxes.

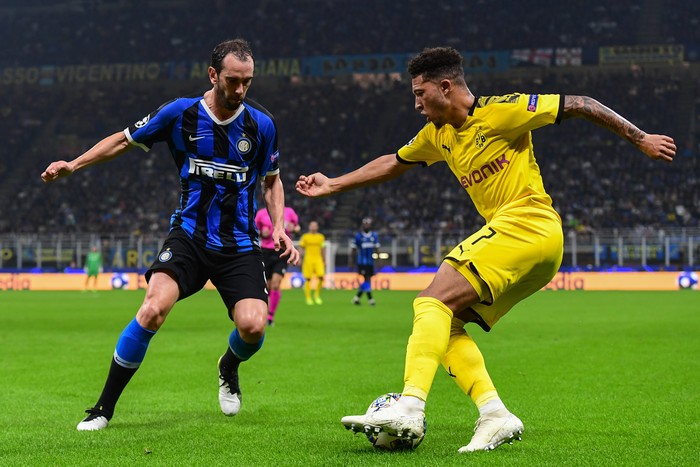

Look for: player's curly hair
[211,38,254,74]
[407,47,465,84]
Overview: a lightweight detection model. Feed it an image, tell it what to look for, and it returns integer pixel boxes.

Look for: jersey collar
[199,99,245,126]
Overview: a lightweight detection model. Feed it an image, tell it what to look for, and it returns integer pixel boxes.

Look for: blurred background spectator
[0,0,698,239]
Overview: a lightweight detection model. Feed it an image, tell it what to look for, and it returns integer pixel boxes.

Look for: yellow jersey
[299,232,325,262]
[397,93,562,224]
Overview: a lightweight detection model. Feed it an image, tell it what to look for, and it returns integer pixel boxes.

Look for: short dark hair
[407,47,465,83]
[211,39,254,74]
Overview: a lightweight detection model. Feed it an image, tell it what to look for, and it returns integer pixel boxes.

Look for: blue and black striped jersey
[352,231,379,266]
[125,96,279,252]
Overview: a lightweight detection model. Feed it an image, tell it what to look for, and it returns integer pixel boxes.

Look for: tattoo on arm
[563,95,645,145]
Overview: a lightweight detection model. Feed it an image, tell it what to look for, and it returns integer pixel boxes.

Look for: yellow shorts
[444,208,563,330]
[302,258,325,278]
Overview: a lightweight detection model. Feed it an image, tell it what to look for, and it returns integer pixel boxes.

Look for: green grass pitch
[0,289,698,466]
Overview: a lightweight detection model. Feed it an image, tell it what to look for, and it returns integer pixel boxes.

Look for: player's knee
[136,300,169,331]
[236,318,266,341]
[269,276,282,290]
[231,299,267,338]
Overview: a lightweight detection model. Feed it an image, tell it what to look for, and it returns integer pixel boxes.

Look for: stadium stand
[0,0,698,239]
[0,0,677,67]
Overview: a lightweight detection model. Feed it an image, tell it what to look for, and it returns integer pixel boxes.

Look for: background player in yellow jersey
[296,47,676,453]
[298,220,326,305]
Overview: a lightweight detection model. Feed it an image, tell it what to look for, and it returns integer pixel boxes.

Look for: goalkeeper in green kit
[84,246,103,292]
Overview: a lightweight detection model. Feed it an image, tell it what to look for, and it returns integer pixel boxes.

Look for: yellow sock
[304,280,312,301]
[402,297,453,401]
[315,278,323,297]
[441,318,498,408]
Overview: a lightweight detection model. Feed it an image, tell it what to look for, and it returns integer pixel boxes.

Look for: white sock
[478,398,507,417]
[397,395,426,415]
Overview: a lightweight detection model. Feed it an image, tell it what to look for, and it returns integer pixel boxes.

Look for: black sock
[93,358,138,420]
[219,346,242,373]
[355,291,363,298]
[367,292,373,300]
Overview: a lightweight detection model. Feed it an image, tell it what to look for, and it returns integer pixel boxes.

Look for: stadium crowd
[353,66,698,234]
[1,66,697,236]
[0,0,698,237]
[1,0,691,67]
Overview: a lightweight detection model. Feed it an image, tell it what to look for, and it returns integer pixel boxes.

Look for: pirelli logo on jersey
[188,157,248,182]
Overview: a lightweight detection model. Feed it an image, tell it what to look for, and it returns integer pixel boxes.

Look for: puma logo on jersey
[442,144,451,153]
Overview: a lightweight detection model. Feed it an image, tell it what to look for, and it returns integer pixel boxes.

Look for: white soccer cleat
[218,386,241,416]
[458,410,524,453]
[218,357,241,416]
[352,296,360,305]
[341,403,425,439]
[76,408,109,431]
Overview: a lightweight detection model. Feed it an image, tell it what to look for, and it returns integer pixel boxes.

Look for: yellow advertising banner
[0,271,696,291]
[0,273,142,291]
[285,271,697,291]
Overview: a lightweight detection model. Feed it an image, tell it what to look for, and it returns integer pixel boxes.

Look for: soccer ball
[111,273,130,289]
[677,271,698,290]
[364,393,426,451]
[289,272,305,289]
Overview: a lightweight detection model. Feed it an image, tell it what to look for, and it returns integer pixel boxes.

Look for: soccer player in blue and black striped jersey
[41,39,300,431]
[350,217,380,306]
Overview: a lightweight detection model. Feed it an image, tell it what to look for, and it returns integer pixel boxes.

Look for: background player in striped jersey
[349,217,379,306]
[41,39,299,431]
[298,220,326,305]
[296,47,675,453]
[255,205,300,325]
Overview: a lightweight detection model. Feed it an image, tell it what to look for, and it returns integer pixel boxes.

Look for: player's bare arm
[562,95,676,162]
[41,131,133,182]
[296,153,413,198]
[262,174,300,265]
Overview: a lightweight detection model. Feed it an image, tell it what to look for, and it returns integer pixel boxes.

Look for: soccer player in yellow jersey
[296,47,676,453]
[299,221,326,305]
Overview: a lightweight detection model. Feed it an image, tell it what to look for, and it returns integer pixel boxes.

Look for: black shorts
[262,248,287,280]
[146,228,267,318]
[358,264,375,277]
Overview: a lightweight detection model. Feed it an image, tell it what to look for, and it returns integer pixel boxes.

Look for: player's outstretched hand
[296,173,331,198]
[41,160,74,182]
[639,134,676,162]
[276,231,301,266]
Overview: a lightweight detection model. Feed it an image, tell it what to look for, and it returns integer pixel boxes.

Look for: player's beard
[423,96,451,128]
[425,115,443,129]
[216,83,243,111]
[425,108,447,128]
